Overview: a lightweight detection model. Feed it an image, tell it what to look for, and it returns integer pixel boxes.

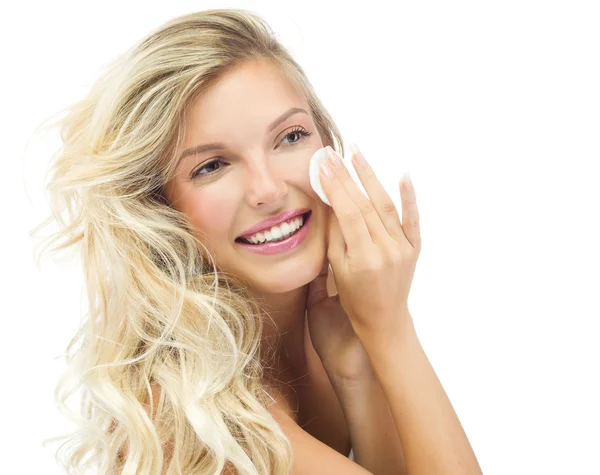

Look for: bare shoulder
[269,404,371,475]
[219,405,366,475]
[145,383,364,474]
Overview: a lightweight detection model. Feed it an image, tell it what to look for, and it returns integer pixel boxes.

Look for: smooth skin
[303,144,484,475]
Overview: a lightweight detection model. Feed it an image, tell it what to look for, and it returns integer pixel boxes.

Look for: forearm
[327,371,407,475]
[359,314,483,475]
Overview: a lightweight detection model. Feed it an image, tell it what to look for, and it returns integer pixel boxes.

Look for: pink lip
[237,207,311,239]
[235,211,312,255]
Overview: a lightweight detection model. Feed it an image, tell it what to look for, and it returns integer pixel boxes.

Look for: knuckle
[343,210,363,223]
[404,214,420,228]
[387,248,404,265]
[382,200,398,215]
[358,201,376,216]
[357,255,384,274]
[405,199,419,212]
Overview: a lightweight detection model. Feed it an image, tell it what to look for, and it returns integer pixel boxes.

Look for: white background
[2,1,599,473]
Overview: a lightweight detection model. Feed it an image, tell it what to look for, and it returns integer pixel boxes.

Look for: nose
[244,158,288,207]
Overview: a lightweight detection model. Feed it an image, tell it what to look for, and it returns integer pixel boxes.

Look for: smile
[234,211,312,255]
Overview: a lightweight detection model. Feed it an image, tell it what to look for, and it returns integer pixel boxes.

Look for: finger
[399,174,421,250]
[306,259,329,308]
[349,144,405,244]
[324,146,390,246]
[319,152,373,255]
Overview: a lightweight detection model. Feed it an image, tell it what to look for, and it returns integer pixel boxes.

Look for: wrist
[326,366,378,388]
[326,369,383,409]
[355,309,418,351]
[323,356,378,388]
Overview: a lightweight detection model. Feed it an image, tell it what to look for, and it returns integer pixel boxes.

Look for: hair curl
[32,8,345,474]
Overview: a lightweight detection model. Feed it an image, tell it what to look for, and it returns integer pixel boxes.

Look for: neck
[255,284,309,384]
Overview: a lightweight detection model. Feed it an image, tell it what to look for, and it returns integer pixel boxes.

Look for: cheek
[183,189,235,239]
[284,147,321,200]
[299,158,326,205]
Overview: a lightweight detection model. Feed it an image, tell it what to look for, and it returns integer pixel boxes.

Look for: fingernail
[350,143,367,167]
[320,162,333,178]
[402,172,412,191]
[326,146,343,168]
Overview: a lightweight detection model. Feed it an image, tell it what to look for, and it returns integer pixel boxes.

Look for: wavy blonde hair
[32,8,345,475]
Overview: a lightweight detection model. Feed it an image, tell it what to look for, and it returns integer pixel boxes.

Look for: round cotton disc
[309,147,332,206]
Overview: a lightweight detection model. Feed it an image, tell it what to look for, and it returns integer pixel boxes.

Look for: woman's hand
[305,259,376,382]
[318,144,421,341]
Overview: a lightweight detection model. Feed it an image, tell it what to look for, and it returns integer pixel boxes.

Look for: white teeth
[271,227,283,240]
[242,214,306,244]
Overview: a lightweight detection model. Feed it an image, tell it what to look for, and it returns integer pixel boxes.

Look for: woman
[36,9,482,474]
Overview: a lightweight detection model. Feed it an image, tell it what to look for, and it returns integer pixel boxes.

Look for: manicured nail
[402,172,412,191]
[320,162,333,178]
[326,146,343,168]
[350,143,367,167]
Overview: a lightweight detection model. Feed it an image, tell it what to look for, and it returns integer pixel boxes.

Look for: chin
[255,266,318,294]
[253,250,329,294]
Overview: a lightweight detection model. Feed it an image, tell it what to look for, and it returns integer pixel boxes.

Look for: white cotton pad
[309,148,332,206]
[309,146,365,206]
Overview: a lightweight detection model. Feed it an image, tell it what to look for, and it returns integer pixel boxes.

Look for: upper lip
[237,208,311,239]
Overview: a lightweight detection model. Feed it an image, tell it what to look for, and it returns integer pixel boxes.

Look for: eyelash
[190,126,312,180]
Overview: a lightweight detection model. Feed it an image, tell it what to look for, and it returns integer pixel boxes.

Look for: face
[164,60,330,294]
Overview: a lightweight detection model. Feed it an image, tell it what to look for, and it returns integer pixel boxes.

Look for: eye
[190,159,226,180]
[279,126,312,147]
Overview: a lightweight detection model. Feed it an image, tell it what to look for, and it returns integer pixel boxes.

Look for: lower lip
[235,212,312,255]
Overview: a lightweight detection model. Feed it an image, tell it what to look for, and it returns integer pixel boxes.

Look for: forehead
[184,60,307,134]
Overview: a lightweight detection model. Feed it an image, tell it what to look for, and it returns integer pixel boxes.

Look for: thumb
[306,259,329,309]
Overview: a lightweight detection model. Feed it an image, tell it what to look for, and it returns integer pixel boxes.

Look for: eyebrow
[176,106,309,168]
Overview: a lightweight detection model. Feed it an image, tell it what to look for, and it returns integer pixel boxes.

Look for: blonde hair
[32,8,345,475]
